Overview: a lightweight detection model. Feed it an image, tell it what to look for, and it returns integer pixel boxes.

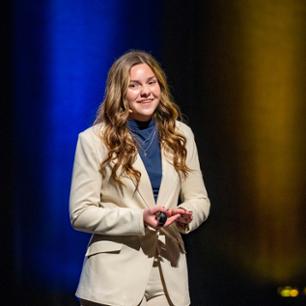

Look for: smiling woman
[69,50,211,306]
[126,63,161,121]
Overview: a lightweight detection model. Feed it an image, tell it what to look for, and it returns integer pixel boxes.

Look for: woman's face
[126,63,161,121]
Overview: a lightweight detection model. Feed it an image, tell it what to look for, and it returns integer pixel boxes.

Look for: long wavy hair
[95,50,190,187]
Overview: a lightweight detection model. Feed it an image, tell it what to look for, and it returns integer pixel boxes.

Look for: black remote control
[156,212,168,226]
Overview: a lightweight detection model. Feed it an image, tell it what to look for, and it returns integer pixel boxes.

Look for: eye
[128,83,138,89]
[148,79,157,85]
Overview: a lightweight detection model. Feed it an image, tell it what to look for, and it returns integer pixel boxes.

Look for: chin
[132,112,154,121]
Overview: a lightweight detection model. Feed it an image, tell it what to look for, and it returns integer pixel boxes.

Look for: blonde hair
[95,50,190,186]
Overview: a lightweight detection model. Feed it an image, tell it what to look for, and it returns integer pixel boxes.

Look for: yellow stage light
[290,288,299,297]
[278,286,301,298]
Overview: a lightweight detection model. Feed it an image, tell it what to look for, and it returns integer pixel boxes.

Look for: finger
[150,206,163,215]
[177,207,192,215]
[176,208,191,216]
[166,209,172,216]
[177,215,192,224]
[148,217,161,229]
[164,214,181,226]
[167,208,182,216]
[181,210,192,216]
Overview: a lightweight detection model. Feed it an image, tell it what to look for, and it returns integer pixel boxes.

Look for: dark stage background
[1,1,305,305]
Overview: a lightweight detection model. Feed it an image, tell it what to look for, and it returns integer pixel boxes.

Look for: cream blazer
[69,121,210,306]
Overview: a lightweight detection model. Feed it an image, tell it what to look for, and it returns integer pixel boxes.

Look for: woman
[69,50,210,306]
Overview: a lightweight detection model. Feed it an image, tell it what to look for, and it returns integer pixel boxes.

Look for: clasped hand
[143,206,192,229]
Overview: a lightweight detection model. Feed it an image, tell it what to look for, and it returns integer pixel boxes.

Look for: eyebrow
[129,76,157,82]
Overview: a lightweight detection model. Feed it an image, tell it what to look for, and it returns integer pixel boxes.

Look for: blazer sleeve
[177,124,211,234]
[69,129,146,236]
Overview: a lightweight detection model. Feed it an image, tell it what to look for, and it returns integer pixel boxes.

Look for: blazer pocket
[85,240,123,257]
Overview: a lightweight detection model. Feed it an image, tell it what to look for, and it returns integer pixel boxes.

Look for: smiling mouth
[137,99,153,103]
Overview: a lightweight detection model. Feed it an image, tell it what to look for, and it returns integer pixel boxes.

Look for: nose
[140,84,150,96]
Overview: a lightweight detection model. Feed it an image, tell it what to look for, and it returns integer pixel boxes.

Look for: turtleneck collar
[127,118,155,132]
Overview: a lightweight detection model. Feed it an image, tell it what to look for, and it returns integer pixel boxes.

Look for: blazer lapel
[156,150,180,207]
[132,154,156,208]
[129,150,180,208]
